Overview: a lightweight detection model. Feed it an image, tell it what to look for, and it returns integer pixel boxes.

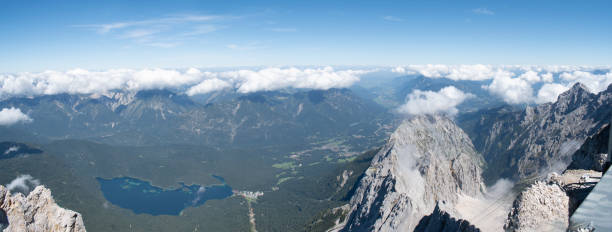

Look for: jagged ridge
[0,185,86,232]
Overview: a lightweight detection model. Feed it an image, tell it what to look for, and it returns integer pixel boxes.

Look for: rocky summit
[0,185,86,232]
[338,115,485,232]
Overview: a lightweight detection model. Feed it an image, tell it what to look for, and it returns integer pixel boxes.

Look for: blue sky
[1,0,611,72]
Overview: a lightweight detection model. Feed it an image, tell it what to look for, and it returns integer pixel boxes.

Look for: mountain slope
[338,115,484,232]
[0,88,393,147]
[458,83,612,183]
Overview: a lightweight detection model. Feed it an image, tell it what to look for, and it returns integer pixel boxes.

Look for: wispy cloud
[267,27,297,32]
[180,25,220,36]
[75,14,232,47]
[122,29,160,39]
[472,8,495,15]
[77,14,225,34]
[382,16,404,22]
[146,42,180,48]
[226,42,263,50]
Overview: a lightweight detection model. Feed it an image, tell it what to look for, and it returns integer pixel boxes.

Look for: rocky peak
[554,82,594,114]
[339,115,484,232]
[0,185,86,232]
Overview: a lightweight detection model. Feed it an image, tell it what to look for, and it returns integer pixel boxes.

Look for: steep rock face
[458,83,612,183]
[340,115,484,232]
[0,185,85,232]
[567,124,609,172]
[414,204,481,232]
[504,181,569,232]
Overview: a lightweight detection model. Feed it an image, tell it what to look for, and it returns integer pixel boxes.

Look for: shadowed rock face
[0,208,8,230]
[567,124,609,172]
[0,185,86,232]
[340,115,484,232]
[415,204,481,232]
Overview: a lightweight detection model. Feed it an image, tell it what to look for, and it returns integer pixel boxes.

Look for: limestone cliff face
[340,115,484,232]
[0,185,86,232]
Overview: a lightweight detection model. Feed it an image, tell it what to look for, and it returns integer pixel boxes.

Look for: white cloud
[484,71,534,104]
[535,83,570,104]
[517,70,541,83]
[6,174,40,194]
[0,107,32,126]
[0,68,203,97]
[541,72,554,82]
[4,146,19,155]
[558,71,612,92]
[0,67,368,97]
[382,16,404,22]
[397,86,473,115]
[186,78,232,96]
[392,65,612,105]
[223,67,364,93]
[393,64,501,81]
[533,71,612,103]
[472,8,495,15]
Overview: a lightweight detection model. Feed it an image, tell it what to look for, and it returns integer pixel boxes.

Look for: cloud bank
[397,86,473,115]
[0,67,366,98]
[223,67,363,93]
[392,64,612,104]
[0,107,32,126]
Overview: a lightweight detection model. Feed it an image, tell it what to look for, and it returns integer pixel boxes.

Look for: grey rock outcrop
[504,181,569,232]
[340,115,484,232]
[0,185,86,232]
[458,83,612,183]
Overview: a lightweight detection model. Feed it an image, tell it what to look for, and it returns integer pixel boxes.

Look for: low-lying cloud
[0,67,366,98]
[6,174,41,195]
[225,67,363,93]
[484,72,534,104]
[397,86,473,115]
[186,78,232,96]
[393,65,612,104]
[0,107,32,126]
[393,64,500,81]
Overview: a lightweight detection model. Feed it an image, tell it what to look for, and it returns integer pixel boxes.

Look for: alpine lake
[96,175,233,215]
